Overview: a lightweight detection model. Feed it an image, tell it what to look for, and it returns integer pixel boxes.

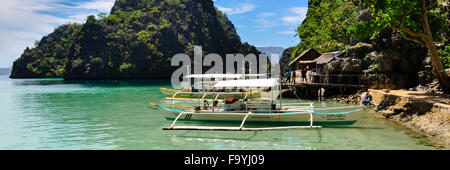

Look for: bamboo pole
[169,112,184,129]
[239,111,252,129]
[163,126,322,131]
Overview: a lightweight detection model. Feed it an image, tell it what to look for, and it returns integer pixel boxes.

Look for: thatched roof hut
[288,48,321,70]
[314,51,344,74]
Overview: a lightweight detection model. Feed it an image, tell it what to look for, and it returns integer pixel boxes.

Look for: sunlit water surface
[0,76,439,149]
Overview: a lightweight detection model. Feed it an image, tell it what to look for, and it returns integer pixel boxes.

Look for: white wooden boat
[151,78,361,131]
[150,102,360,127]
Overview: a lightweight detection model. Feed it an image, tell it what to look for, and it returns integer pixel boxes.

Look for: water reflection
[174,131,259,141]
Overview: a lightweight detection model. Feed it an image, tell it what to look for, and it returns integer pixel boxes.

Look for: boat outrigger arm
[162,110,321,131]
[162,78,322,131]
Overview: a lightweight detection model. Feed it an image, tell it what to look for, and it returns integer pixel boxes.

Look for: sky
[0,0,308,68]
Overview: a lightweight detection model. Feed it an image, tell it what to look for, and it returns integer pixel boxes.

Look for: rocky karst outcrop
[10,0,260,79]
[325,57,362,74]
[359,30,428,90]
[321,23,430,90]
[371,90,450,148]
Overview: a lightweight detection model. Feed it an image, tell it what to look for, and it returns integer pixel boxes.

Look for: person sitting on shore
[361,91,372,106]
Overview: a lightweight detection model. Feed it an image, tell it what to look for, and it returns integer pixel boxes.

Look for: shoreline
[368,90,449,148]
[314,89,449,149]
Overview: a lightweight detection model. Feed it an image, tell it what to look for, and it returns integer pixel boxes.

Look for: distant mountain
[256,47,285,56]
[0,67,11,75]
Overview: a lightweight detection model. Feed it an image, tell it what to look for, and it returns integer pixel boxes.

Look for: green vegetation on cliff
[438,45,450,68]
[11,0,259,79]
[284,0,450,92]
[291,0,449,68]
[292,0,359,57]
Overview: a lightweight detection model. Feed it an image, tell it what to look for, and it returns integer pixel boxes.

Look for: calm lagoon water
[0,76,439,150]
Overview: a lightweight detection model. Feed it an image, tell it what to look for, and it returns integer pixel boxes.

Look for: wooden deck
[282,73,365,88]
[282,74,365,100]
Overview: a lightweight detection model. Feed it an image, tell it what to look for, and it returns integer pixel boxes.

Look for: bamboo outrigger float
[151,78,361,131]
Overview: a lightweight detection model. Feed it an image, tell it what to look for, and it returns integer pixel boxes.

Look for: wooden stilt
[318,86,322,101]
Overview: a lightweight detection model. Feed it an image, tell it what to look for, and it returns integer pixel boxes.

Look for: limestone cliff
[10,0,259,79]
[286,0,448,92]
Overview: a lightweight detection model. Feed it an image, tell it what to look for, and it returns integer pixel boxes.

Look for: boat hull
[152,105,358,126]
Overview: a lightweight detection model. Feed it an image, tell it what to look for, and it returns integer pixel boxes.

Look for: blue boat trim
[312,105,364,111]
[314,108,363,115]
[158,105,184,113]
[283,108,363,115]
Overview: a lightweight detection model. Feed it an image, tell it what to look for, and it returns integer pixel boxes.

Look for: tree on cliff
[351,0,450,93]
[291,0,359,58]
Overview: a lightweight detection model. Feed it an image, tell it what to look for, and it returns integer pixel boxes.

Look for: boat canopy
[242,74,266,78]
[213,78,278,88]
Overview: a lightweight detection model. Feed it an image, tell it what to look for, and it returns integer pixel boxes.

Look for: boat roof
[213,78,278,88]
[184,74,266,79]
[243,74,267,77]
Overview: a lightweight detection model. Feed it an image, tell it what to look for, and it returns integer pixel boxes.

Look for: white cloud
[0,1,68,32]
[255,12,277,27]
[277,30,296,35]
[77,0,116,12]
[217,2,255,15]
[281,7,308,25]
[259,12,275,17]
[0,0,115,67]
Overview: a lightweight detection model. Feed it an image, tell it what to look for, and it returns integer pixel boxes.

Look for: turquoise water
[0,76,439,150]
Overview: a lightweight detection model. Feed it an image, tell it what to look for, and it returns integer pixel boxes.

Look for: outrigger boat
[161,74,287,100]
[160,87,262,100]
[150,78,362,131]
